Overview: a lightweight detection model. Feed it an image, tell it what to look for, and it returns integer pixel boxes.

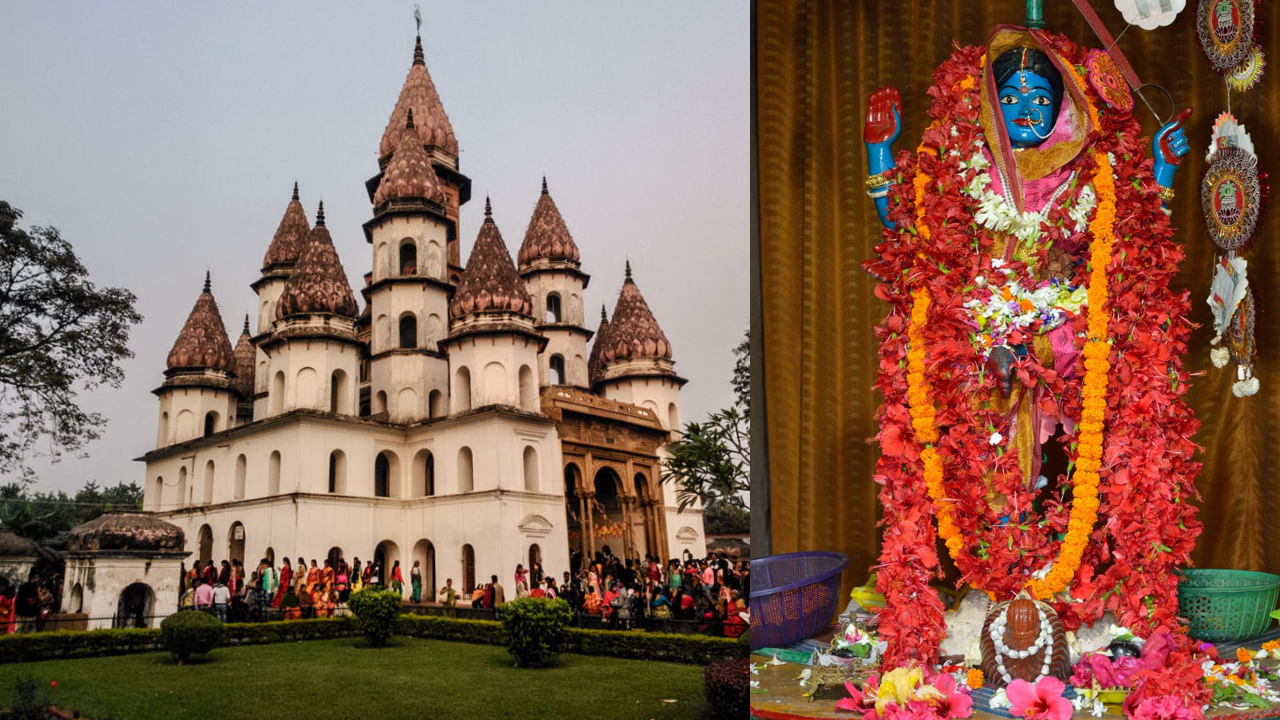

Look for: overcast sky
[0,2,747,494]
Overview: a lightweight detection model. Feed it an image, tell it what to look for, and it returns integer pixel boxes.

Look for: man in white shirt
[211,581,231,622]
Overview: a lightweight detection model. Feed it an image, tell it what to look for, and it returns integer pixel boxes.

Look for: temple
[138,34,703,600]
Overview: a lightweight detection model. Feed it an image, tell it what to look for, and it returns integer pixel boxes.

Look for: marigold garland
[904,72,1118,600]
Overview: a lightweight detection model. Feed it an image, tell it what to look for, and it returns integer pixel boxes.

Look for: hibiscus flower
[1006,677,1073,720]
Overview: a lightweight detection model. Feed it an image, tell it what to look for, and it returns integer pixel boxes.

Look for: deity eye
[999,94,1019,105]
[1031,95,1052,106]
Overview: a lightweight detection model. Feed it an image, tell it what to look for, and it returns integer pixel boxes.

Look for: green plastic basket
[1177,569,1280,642]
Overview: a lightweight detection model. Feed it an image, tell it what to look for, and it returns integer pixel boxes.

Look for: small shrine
[62,513,189,630]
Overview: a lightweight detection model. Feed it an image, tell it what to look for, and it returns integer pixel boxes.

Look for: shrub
[499,596,573,667]
[703,657,750,720]
[159,610,223,663]
[347,587,402,647]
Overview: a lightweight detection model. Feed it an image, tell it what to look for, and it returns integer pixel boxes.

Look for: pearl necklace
[988,604,1054,685]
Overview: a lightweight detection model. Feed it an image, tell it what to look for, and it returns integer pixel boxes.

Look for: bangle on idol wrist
[865,171,892,190]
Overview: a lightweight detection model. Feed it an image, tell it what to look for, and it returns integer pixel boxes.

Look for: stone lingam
[980,591,1072,688]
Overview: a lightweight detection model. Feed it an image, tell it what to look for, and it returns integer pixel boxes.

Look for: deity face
[998,69,1057,148]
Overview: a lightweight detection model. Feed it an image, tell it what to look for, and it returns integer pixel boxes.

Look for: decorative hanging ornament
[1115,0,1187,30]
[1201,113,1260,251]
[1197,0,1256,73]
[1086,49,1134,112]
[1227,45,1266,91]
[1225,287,1258,396]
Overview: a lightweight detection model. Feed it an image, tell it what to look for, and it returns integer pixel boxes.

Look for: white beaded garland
[988,603,1056,686]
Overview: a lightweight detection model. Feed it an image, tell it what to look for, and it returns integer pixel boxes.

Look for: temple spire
[316,200,325,227]
[541,175,548,195]
[484,195,492,218]
[292,181,299,201]
[624,259,632,281]
[203,270,211,293]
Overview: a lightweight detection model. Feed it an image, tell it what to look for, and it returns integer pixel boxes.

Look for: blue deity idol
[995,49,1063,148]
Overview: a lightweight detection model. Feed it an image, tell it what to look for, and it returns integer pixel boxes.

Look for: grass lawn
[0,637,709,720]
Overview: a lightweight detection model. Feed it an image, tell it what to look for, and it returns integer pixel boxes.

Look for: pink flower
[1070,653,1142,688]
[836,680,871,714]
[1140,632,1176,670]
[1006,677,1073,720]
[929,672,974,718]
[1131,695,1198,720]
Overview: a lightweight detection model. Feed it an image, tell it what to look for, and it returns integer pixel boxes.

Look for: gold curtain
[756,0,1280,598]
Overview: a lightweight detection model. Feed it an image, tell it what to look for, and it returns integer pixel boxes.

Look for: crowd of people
[180,548,750,637]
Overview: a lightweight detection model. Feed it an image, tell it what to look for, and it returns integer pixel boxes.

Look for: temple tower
[250,183,310,417]
[154,273,238,451]
[442,199,547,414]
[517,178,592,388]
[367,34,471,283]
[363,110,454,422]
[259,203,361,420]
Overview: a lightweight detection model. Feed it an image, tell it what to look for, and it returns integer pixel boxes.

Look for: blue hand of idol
[867,105,901,177]
[1153,120,1189,189]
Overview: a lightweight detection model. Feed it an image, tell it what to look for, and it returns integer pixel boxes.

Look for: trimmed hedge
[0,613,744,666]
[396,614,504,645]
[565,628,746,665]
[160,610,223,663]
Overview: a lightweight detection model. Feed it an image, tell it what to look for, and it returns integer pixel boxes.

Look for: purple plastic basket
[749,551,848,650]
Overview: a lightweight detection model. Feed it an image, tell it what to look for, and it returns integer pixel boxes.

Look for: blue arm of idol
[1153,108,1192,192]
[867,106,900,228]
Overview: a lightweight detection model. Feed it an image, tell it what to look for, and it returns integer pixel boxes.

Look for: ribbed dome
[166,273,234,371]
[378,36,458,160]
[276,204,359,319]
[374,110,448,207]
[449,199,533,320]
[262,182,310,269]
[587,305,610,385]
[231,315,255,398]
[518,178,580,266]
[598,263,672,365]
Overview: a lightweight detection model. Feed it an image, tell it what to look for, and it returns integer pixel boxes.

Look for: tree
[0,202,141,479]
[662,331,749,510]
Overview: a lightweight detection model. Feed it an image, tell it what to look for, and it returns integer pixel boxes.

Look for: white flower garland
[988,603,1055,685]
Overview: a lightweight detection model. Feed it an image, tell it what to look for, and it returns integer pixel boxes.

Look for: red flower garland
[870,33,1201,688]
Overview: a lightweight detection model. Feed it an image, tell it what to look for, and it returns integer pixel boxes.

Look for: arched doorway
[227,522,245,565]
[564,464,584,571]
[114,583,154,628]
[375,453,390,497]
[528,544,541,583]
[197,524,213,566]
[461,544,476,594]
[592,467,624,560]
[412,539,436,602]
[374,539,400,592]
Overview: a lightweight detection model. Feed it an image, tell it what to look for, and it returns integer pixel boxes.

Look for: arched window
[374,391,388,416]
[400,240,417,275]
[454,367,472,412]
[197,524,213,565]
[549,355,565,385]
[545,293,561,323]
[267,451,281,495]
[329,451,346,494]
[227,522,245,564]
[668,402,680,431]
[177,467,188,507]
[331,370,348,414]
[203,412,217,438]
[375,453,390,498]
[203,460,215,505]
[271,371,285,414]
[234,455,246,500]
[158,411,169,447]
[152,476,163,510]
[519,364,536,410]
[457,447,473,493]
[461,544,476,594]
[522,446,538,491]
[399,314,417,349]
[414,450,434,497]
[429,390,445,419]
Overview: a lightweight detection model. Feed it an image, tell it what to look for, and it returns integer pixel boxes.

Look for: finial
[541,175,548,195]
[203,271,211,293]
[624,259,632,281]
[484,195,492,218]
[242,314,250,334]
[406,108,416,130]
[414,5,422,33]
[316,200,326,227]
[1024,0,1045,29]
[600,305,608,323]
[413,34,425,66]
[292,181,299,201]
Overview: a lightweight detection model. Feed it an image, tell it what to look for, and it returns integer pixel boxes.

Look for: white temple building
[139,33,704,599]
